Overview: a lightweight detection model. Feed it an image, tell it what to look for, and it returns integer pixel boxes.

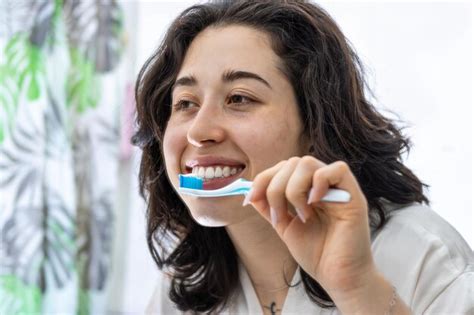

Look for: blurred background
[0,1,472,314]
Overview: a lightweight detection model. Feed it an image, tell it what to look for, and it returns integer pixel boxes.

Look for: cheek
[236,112,303,170]
[163,126,187,180]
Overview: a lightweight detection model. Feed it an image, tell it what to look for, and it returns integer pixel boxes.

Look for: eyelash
[172,100,191,111]
[228,94,254,105]
[172,94,255,111]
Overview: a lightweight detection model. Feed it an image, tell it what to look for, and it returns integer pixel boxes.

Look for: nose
[186,102,226,147]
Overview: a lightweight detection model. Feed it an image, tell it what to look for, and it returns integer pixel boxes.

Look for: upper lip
[184,156,246,171]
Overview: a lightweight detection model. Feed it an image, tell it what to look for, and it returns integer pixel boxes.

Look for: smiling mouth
[185,165,246,190]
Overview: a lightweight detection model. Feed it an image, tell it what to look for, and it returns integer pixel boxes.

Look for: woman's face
[163,25,308,227]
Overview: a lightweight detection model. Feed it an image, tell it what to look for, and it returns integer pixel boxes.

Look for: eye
[172,99,198,111]
[228,94,254,105]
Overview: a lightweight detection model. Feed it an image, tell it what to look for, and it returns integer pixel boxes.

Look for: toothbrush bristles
[179,174,204,189]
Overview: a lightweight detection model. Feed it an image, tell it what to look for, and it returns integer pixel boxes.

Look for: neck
[226,214,298,307]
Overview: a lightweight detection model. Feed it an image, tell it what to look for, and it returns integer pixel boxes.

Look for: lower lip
[201,170,245,190]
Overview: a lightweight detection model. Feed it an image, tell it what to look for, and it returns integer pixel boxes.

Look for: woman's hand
[244,156,378,305]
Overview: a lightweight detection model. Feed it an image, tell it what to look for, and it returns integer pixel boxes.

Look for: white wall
[321,1,473,249]
[118,1,473,313]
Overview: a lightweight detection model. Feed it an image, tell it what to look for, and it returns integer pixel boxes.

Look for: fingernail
[270,207,278,227]
[307,188,317,204]
[295,207,306,223]
[242,189,253,206]
[308,184,322,204]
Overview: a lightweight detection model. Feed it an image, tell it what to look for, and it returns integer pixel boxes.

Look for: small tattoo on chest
[264,301,281,315]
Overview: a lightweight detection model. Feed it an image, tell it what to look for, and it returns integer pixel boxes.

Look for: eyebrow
[222,70,272,89]
[172,69,272,91]
[171,76,195,93]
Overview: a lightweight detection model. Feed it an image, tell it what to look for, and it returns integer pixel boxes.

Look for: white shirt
[146,204,474,314]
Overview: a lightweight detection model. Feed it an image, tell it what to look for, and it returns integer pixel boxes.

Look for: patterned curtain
[0,0,130,313]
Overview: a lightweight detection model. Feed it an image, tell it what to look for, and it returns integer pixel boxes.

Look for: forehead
[177,25,283,81]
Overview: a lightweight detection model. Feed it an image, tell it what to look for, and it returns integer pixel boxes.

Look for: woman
[133,1,473,314]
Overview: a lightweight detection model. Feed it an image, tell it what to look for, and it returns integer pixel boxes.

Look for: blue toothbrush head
[179,174,204,189]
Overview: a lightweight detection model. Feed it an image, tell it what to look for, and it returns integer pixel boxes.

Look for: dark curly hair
[132,0,429,313]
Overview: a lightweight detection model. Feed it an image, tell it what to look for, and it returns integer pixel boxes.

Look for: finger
[307,161,366,208]
[265,157,300,228]
[243,160,287,218]
[285,156,326,222]
[246,160,286,204]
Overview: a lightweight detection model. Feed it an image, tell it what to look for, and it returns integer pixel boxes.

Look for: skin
[164,25,308,227]
[163,25,411,315]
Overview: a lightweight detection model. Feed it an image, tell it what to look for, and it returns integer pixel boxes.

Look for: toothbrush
[178,174,351,202]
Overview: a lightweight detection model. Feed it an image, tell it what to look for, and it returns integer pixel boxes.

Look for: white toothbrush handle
[179,178,350,202]
[321,188,351,203]
[179,179,252,197]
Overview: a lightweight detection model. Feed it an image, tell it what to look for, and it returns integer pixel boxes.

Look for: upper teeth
[192,166,242,180]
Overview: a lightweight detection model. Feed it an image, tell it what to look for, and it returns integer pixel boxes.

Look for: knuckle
[300,155,316,169]
[313,167,324,180]
[288,156,300,164]
[301,155,315,163]
[253,172,264,183]
[285,186,299,202]
[276,160,287,167]
[335,160,350,172]
[266,184,285,200]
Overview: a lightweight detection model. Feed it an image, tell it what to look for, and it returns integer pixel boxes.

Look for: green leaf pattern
[0,0,126,314]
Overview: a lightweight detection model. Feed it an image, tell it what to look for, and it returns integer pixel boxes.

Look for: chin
[192,215,229,227]
[185,196,244,227]
[189,208,232,227]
